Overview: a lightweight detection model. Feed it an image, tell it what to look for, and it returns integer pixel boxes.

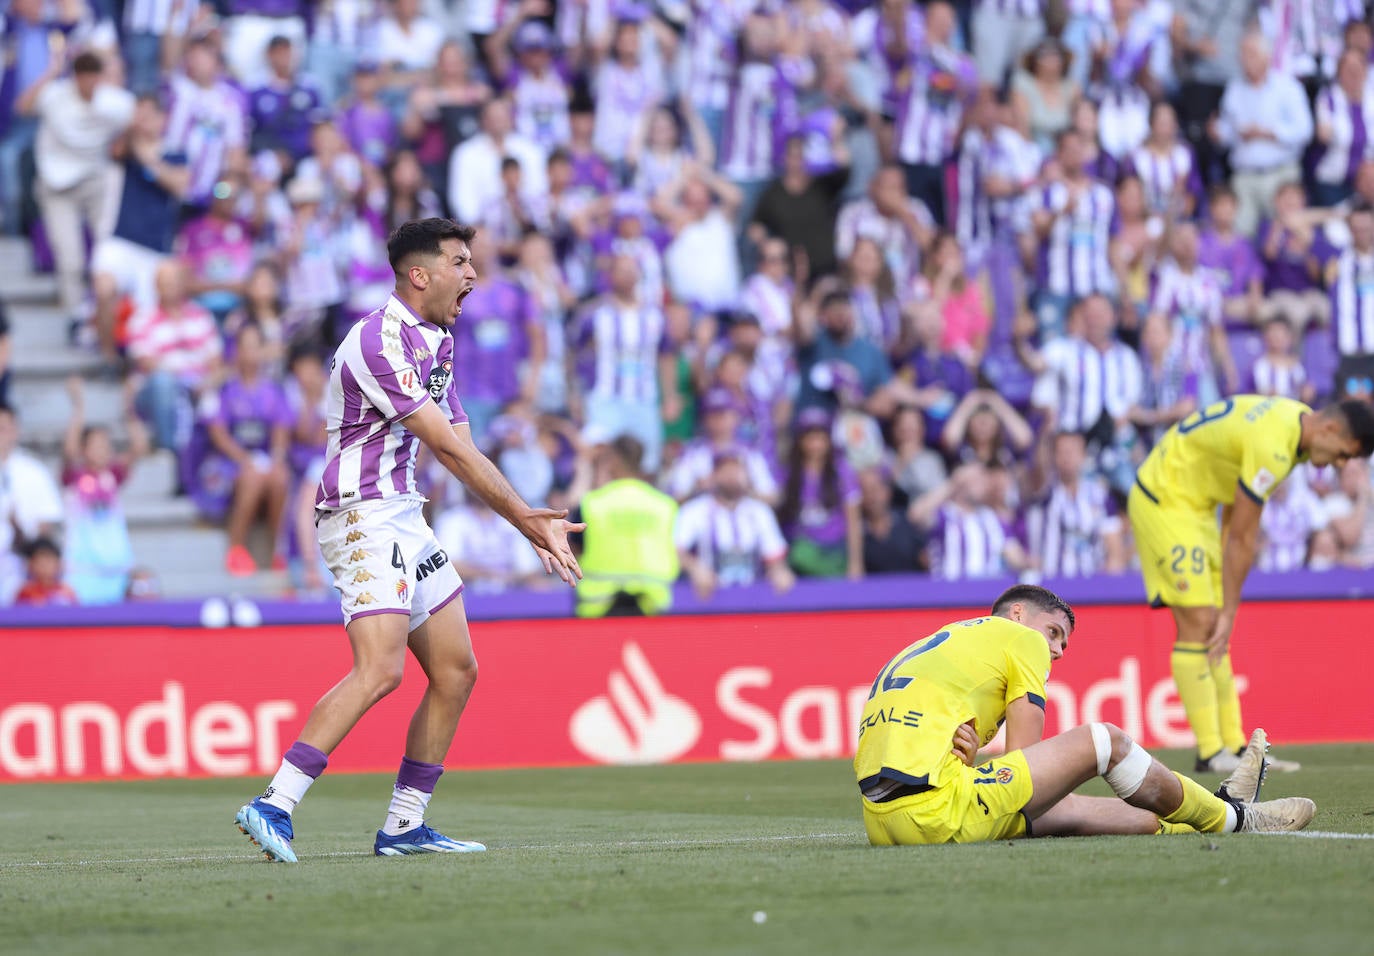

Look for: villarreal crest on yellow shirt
[854,616,1051,794]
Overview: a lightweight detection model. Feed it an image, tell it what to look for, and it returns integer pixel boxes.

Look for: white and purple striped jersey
[976,0,1042,16]
[592,59,666,164]
[579,300,669,404]
[674,494,788,587]
[955,125,1041,247]
[1036,181,1117,298]
[928,503,1012,581]
[677,0,752,113]
[509,67,572,154]
[834,196,933,286]
[1249,355,1309,399]
[1329,247,1374,356]
[893,47,977,166]
[1313,83,1372,188]
[315,295,468,512]
[164,73,248,204]
[1032,336,1144,431]
[669,441,779,502]
[1263,0,1363,80]
[720,57,812,182]
[1151,261,1224,374]
[1127,142,1200,216]
[1258,484,1324,572]
[124,0,200,34]
[1025,478,1120,578]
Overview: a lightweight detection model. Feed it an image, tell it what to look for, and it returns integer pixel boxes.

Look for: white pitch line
[1262,830,1374,840]
[0,832,856,870]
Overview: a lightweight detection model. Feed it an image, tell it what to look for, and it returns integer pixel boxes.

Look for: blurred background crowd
[2,0,1374,609]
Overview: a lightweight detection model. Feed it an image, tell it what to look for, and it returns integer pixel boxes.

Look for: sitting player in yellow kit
[1128,396,1374,773]
[854,585,1315,845]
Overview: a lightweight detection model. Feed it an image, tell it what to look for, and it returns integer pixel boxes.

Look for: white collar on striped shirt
[387,293,428,329]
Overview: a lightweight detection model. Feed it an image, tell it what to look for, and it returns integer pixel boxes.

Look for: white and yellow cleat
[1216,728,1269,804]
[1238,797,1316,833]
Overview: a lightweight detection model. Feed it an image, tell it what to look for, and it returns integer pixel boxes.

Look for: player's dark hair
[991,584,1076,633]
[1331,398,1374,457]
[387,218,476,273]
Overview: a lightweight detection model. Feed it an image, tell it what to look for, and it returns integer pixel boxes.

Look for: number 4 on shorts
[391,542,406,574]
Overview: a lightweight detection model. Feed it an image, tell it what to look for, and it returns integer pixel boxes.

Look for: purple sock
[396,755,443,794]
[284,741,329,779]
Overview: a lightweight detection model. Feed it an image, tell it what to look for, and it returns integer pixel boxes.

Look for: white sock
[259,759,318,813]
[382,785,433,835]
[1225,803,1239,833]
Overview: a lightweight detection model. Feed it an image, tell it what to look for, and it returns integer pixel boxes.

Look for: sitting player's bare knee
[433,657,477,700]
[1172,606,1216,640]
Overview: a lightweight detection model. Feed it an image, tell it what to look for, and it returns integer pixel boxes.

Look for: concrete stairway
[1,237,287,599]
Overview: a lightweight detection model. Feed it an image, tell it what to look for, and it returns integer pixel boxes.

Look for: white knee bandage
[1090,722,1153,798]
[1089,722,1113,775]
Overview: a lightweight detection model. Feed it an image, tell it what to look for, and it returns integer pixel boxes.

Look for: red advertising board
[0,601,1366,782]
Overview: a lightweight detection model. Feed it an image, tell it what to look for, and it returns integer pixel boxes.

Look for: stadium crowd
[2,0,1374,607]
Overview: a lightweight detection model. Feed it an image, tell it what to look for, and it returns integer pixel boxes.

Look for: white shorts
[317,497,464,631]
[91,236,165,310]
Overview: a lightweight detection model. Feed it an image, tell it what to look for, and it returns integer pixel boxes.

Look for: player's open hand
[520,508,586,586]
[951,719,979,766]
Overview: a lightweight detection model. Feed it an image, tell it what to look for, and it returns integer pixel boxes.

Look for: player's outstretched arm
[1211,485,1263,660]
[403,401,585,585]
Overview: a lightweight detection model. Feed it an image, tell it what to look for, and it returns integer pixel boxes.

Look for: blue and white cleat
[235,798,298,863]
[374,824,486,856]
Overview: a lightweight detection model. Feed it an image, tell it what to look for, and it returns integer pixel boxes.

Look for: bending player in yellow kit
[855,585,1315,845]
[1128,396,1374,773]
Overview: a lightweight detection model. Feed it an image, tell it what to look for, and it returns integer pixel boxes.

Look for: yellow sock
[1161,772,1234,833]
[1171,642,1223,758]
[1156,819,1197,835]
[1211,653,1245,753]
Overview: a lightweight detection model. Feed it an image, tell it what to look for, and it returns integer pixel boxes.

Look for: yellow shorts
[861,752,1034,845]
[1127,482,1222,609]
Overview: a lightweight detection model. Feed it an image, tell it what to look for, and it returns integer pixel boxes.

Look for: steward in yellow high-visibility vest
[573,435,679,617]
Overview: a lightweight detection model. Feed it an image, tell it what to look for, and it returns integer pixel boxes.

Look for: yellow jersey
[1134,395,1310,512]
[854,616,1051,795]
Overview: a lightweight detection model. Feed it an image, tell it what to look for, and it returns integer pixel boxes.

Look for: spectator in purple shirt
[195,322,293,577]
[777,407,863,579]
[249,35,326,161]
[337,62,398,171]
[900,300,976,446]
[1257,181,1333,334]
[177,177,257,324]
[1198,183,1264,330]
[450,229,543,445]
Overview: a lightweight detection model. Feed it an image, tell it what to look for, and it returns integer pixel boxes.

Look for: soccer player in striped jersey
[235,220,582,862]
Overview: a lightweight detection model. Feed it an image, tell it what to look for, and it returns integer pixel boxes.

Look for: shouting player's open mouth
[454,283,474,314]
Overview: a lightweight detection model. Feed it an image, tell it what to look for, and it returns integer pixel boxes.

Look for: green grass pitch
[3,746,1373,956]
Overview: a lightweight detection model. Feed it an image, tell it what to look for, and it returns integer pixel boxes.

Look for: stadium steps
[1,236,285,599]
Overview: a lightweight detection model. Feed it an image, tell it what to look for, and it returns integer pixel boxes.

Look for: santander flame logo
[569,643,701,764]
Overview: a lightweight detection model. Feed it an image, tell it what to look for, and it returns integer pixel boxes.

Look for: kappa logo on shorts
[356,592,376,605]
[569,642,701,765]
[348,549,370,563]
[345,530,366,544]
[395,579,409,603]
[352,570,375,584]
[346,511,363,526]
[426,360,453,400]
